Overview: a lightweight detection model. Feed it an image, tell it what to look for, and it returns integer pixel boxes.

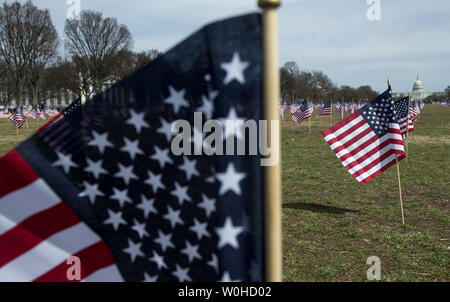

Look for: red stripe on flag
[322,111,361,136]
[33,241,116,282]
[0,203,81,267]
[0,150,39,199]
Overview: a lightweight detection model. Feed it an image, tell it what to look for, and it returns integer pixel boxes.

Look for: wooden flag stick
[259,0,282,282]
[25,118,29,129]
[330,103,333,128]
[395,155,405,225]
[308,115,311,134]
[388,78,405,225]
[16,127,19,137]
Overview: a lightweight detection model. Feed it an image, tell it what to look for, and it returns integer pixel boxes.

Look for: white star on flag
[151,146,173,169]
[114,163,138,185]
[215,217,244,249]
[164,86,189,114]
[123,239,145,262]
[216,163,246,195]
[104,209,127,231]
[88,131,114,154]
[131,219,149,239]
[218,108,245,140]
[144,171,165,193]
[171,182,191,205]
[110,187,132,207]
[126,109,149,134]
[198,194,216,217]
[53,151,77,174]
[154,230,175,252]
[179,157,200,180]
[181,241,202,263]
[84,158,107,179]
[137,195,158,218]
[172,264,191,282]
[220,51,249,85]
[163,206,184,228]
[120,137,144,160]
[157,118,175,142]
[79,181,104,204]
[150,251,167,270]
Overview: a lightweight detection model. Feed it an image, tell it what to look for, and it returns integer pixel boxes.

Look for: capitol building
[394,76,447,101]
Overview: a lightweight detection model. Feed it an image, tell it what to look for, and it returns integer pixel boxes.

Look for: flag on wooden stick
[322,86,406,184]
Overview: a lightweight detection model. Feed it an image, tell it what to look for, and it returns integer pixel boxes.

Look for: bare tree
[112,49,162,80]
[65,10,133,98]
[0,59,14,105]
[280,61,300,102]
[42,58,80,98]
[0,1,58,105]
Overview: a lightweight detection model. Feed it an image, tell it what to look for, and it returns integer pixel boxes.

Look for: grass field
[0,105,449,282]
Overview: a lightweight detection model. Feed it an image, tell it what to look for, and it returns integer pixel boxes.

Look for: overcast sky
[9,0,450,92]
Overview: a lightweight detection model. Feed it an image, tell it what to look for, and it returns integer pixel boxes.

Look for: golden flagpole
[389,78,405,225]
[259,0,282,282]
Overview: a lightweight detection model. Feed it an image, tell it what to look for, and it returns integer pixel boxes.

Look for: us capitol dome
[393,75,444,101]
[411,76,426,100]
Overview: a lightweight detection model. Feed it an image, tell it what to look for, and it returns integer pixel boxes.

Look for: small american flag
[322,87,406,185]
[338,103,345,119]
[8,109,25,129]
[30,107,39,119]
[39,110,49,120]
[394,97,409,139]
[279,103,287,120]
[291,101,313,124]
[318,102,332,116]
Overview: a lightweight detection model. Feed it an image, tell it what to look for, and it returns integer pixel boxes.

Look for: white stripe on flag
[0,222,100,282]
[324,115,364,142]
[82,265,124,282]
[356,153,397,183]
[329,123,371,150]
[0,179,60,235]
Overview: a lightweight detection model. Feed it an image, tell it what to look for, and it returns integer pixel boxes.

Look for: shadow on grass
[283,202,359,215]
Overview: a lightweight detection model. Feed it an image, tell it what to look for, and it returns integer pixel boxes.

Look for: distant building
[393,76,446,100]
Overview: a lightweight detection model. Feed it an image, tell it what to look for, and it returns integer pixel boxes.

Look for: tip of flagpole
[258,0,281,8]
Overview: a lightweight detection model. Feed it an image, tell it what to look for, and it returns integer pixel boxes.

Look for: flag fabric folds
[8,108,25,129]
[322,87,406,185]
[0,14,265,282]
[291,101,313,124]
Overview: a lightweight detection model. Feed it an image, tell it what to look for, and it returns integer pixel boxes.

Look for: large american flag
[395,97,409,138]
[322,87,406,185]
[0,14,265,282]
[291,101,313,124]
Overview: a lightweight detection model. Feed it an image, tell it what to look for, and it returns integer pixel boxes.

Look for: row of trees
[0,1,161,106]
[280,61,379,103]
